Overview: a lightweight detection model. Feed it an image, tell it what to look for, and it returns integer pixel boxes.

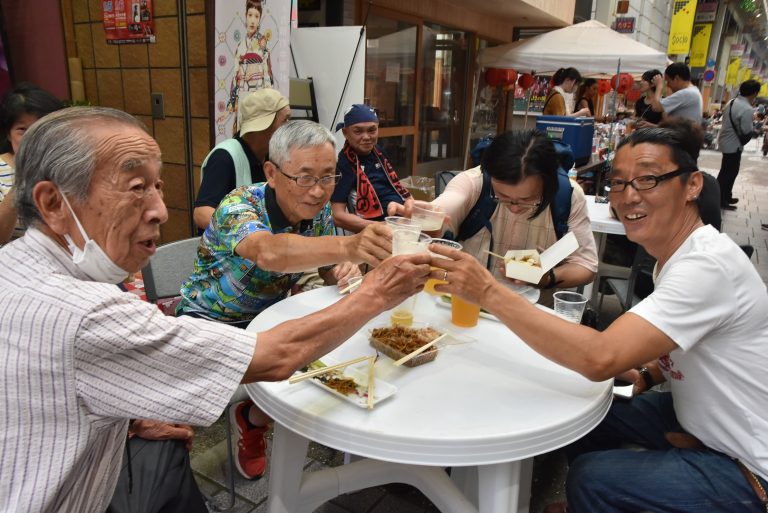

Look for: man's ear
[263,161,278,188]
[32,181,70,235]
[688,170,704,200]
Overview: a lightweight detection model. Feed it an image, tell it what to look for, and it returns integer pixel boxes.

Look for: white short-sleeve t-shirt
[630,225,768,479]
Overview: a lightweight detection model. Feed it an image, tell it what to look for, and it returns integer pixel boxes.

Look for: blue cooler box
[536,116,595,166]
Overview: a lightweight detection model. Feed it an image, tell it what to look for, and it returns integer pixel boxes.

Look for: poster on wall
[667,0,698,55]
[102,0,156,44]
[214,0,290,142]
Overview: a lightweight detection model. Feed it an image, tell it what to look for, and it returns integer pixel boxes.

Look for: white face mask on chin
[59,191,130,284]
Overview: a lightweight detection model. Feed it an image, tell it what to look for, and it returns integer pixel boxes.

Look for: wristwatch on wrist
[638,367,655,390]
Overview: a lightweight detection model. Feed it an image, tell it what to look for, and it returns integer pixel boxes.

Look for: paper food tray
[304,361,397,408]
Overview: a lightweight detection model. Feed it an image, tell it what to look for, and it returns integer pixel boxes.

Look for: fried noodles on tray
[370,325,442,354]
[322,376,359,395]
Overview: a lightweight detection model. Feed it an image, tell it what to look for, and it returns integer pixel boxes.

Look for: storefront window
[365,16,417,128]
[377,135,414,179]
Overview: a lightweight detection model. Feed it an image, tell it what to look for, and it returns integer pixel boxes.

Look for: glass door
[417,23,470,175]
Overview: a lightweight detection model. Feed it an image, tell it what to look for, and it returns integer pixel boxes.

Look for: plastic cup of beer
[392,230,431,256]
[411,203,445,232]
[424,239,462,295]
[385,216,422,241]
[390,232,431,326]
[451,295,481,328]
[553,291,588,323]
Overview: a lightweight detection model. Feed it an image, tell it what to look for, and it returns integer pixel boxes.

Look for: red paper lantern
[485,68,517,88]
[597,79,612,95]
[518,73,536,90]
[611,73,634,94]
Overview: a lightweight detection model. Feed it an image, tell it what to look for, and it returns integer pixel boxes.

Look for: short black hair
[0,83,63,153]
[641,69,662,83]
[481,129,559,220]
[739,79,761,97]
[616,127,698,175]
[658,117,703,161]
[664,62,691,81]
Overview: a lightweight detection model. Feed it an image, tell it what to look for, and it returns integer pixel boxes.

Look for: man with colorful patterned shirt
[177,120,394,481]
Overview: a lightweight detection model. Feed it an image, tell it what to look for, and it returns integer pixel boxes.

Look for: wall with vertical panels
[61,0,209,243]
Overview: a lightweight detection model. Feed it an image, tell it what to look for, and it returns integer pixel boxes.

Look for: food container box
[504,231,578,284]
[368,324,442,367]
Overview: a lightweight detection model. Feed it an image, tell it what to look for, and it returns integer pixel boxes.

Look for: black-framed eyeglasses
[606,168,690,193]
[276,166,341,188]
[490,190,541,211]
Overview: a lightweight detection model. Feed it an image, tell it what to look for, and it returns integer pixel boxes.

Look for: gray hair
[268,120,336,168]
[15,106,147,227]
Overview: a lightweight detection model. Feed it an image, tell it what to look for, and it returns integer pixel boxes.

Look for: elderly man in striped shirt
[0,107,429,513]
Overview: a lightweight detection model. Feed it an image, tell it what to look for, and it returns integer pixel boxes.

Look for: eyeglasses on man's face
[606,168,690,193]
[276,166,341,188]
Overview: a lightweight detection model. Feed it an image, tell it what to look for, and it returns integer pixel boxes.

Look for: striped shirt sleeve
[74,293,256,425]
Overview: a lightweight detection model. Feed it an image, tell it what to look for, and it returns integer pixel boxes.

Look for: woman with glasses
[428,126,768,513]
[419,130,597,303]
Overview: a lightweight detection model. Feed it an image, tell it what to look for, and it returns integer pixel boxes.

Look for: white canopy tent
[478,20,669,77]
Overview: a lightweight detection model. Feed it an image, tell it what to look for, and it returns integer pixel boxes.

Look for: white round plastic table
[245,287,612,513]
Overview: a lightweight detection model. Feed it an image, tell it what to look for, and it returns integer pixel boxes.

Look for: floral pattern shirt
[177,183,334,322]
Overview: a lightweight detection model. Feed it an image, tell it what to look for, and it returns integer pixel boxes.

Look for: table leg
[266,423,310,513]
[477,459,532,513]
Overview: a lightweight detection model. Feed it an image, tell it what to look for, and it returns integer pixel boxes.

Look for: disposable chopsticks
[393,333,448,367]
[366,357,376,409]
[288,355,373,384]
[483,249,507,261]
[338,280,362,295]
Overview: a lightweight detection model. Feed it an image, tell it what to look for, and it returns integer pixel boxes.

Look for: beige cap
[239,89,290,135]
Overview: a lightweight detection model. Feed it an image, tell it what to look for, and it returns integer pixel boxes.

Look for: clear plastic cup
[451,295,481,328]
[392,231,431,256]
[385,216,422,237]
[424,239,462,295]
[553,291,588,323]
[411,203,445,232]
[390,232,431,326]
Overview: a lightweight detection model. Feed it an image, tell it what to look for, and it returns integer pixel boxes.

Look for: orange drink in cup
[424,239,462,295]
[451,295,481,328]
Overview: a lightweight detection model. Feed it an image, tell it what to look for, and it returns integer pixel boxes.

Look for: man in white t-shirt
[432,126,768,513]
[648,62,703,124]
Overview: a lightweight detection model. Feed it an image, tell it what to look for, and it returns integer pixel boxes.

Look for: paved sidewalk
[190,141,768,512]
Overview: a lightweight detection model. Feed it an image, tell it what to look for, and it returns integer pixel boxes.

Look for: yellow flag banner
[689,24,712,67]
[726,57,741,86]
[667,0,699,54]
[761,83,768,97]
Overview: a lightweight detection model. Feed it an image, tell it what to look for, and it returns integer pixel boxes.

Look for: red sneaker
[229,400,268,479]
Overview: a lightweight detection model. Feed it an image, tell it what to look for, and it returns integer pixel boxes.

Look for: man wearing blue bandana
[331,104,413,232]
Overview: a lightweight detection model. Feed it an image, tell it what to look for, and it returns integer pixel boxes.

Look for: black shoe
[728,198,739,205]
[762,224,768,231]
[721,204,737,211]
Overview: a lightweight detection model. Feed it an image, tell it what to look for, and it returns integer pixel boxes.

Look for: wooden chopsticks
[366,356,376,409]
[288,355,373,384]
[483,249,507,261]
[393,333,448,366]
[338,280,362,295]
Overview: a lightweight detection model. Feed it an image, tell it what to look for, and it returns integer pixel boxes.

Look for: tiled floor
[190,141,768,513]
